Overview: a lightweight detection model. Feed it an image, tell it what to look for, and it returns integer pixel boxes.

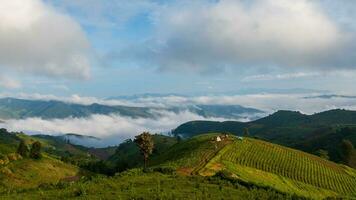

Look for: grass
[0,155,79,192]
[0,169,302,200]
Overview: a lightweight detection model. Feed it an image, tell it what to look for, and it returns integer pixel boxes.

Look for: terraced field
[155,134,356,199]
[222,139,356,194]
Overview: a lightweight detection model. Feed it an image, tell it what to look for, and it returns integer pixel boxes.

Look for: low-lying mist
[2,110,234,147]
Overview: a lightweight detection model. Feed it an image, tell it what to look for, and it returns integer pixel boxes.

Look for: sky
[1,0,356,146]
[0,0,356,97]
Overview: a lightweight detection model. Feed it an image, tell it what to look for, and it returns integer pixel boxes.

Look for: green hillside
[0,132,355,199]
[108,134,178,171]
[173,109,356,140]
[153,134,356,199]
[0,155,79,192]
[173,109,356,168]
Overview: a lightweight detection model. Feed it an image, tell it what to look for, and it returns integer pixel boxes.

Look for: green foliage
[315,149,329,160]
[134,132,154,168]
[341,139,356,167]
[80,160,115,176]
[17,140,29,157]
[29,141,42,159]
[108,135,177,172]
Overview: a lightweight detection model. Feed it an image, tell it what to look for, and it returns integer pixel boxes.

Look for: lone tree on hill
[30,141,42,159]
[17,140,29,157]
[243,128,250,136]
[134,132,154,169]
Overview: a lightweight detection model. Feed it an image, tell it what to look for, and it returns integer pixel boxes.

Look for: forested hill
[173,109,356,138]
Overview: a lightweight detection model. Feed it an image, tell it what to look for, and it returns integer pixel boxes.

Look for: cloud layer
[121,0,356,73]
[2,111,230,147]
[2,92,356,146]
[0,0,91,79]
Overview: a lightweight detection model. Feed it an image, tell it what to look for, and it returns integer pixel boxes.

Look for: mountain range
[0,97,264,120]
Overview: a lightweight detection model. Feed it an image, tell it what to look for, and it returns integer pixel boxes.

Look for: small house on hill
[216,136,222,142]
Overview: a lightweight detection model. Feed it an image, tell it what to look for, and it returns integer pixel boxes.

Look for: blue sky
[1,0,356,97]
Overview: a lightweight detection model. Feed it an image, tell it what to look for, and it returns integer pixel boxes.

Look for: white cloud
[2,111,231,147]
[0,0,91,79]
[120,0,355,73]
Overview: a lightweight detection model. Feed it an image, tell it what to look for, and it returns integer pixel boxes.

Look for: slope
[153,134,356,199]
[0,155,79,192]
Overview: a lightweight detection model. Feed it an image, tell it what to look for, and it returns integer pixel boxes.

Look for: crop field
[151,134,232,174]
[207,138,356,198]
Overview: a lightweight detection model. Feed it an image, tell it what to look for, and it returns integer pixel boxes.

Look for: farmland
[153,134,356,199]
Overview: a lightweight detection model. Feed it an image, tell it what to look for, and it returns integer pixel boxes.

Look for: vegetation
[341,139,356,167]
[29,141,42,159]
[108,134,177,172]
[16,140,29,157]
[134,132,154,168]
[207,138,356,198]
[151,134,356,199]
[315,149,329,160]
[173,110,356,168]
[0,127,355,199]
[0,170,302,200]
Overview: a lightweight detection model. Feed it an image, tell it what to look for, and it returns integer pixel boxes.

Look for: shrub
[17,140,29,157]
[30,141,42,159]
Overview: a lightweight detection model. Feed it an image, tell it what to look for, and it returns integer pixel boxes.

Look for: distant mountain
[0,97,264,120]
[304,94,356,99]
[174,109,356,138]
[0,98,153,119]
[107,93,186,100]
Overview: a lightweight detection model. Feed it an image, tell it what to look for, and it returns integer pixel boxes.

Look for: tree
[30,141,42,159]
[134,132,154,169]
[315,149,329,160]
[17,140,29,157]
[243,128,250,136]
[341,139,354,166]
